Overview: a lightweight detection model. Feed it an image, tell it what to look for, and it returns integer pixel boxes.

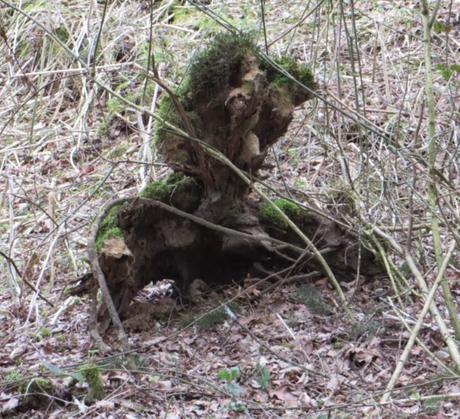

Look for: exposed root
[87,197,132,351]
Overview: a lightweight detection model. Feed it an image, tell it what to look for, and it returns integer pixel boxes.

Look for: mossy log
[90,33,383,335]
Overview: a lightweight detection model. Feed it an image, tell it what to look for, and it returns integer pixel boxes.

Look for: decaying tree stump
[89,33,383,339]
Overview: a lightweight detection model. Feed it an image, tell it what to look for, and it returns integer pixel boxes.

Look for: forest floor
[1,0,459,417]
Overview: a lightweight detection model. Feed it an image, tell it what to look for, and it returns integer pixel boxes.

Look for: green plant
[96,120,109,138]
[153,92,197,165]
[4,371,26,390]
[107,97,124,116]
[54,25,69,43]
[436,63,460,81]
[432,21,452,34]
[139,173,201,207]
[172,5,211,30]
[139,180,172,201]
[218,366,243,400]
[255,364,271,391]
[218,366,241,383]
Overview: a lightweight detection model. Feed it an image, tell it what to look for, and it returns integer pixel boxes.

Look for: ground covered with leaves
[2,276,458,417]
[1,0,459,417]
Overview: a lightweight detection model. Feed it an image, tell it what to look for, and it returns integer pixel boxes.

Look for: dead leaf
[1,395,19,414]
[269,386,298,407]
[344,345,380,367]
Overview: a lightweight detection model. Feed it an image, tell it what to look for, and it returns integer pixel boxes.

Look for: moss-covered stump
[94,192,382,331]
[91,32,383,334]
[154,32,315,210]
[95,177,268,328]
[259,199,383,279]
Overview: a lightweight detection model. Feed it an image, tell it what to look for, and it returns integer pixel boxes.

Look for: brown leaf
[344,345,380,367]
[269,386,298,407]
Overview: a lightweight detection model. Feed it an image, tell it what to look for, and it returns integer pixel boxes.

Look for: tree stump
[90,33,383,333]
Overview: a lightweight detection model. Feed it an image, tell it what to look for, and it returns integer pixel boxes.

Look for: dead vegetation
[0,0,459,417]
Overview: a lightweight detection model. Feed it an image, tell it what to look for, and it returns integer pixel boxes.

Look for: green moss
[24,0,46,12]
[331,187,357,215]
[107,97,124,115]
[54,25,69,43]
[189,31,256,98]
[96,120,109,138]
[436,63,460,81]
[140,174,202,211]
[196,302,241,329]
[17,39,31,59]
[95,227,123,252]
[261,56,315,101]
[173,5,211,29]
[95,204,125,252]
[38,327,52,339]
[107,76,157,117]
[166,172,199,190]
[259,199,301,229]
[109,143,129,158]
[139,180,172,201]
[433,21,452,34]
[25,377,54,395]
[5,371,26,390]
[154,94,185,145]
[80,364,104,402]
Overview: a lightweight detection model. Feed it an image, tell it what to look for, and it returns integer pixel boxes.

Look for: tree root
[87,197,131,352]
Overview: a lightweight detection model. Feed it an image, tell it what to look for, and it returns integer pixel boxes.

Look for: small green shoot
[218,366,240,383]
[255,364,271,391]
[218,366,243,400]
[436,63,460,81]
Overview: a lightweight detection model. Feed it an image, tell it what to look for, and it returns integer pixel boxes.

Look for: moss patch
[5,371,27,392]
[140,173,190,201]
[172,5,215,30]
[193,302,241,329]
[95,204,125,252]
[259,199,301,230]
[262,56,315,103]
[140,173,202,212]
[153,90,201,166]
[140,179,172,201]
[25,377,55,395]
[154,94,186,144]
[80,364,104,402]
[189,31,256,99]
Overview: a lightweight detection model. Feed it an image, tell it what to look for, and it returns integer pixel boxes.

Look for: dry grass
[0,0,459,417]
